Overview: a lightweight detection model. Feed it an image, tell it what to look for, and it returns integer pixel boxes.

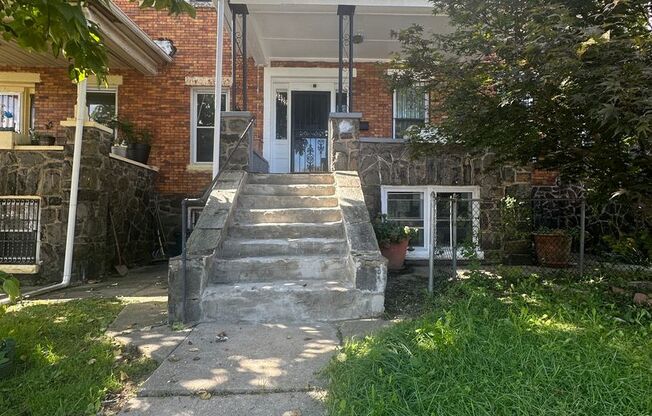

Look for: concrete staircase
[200,173,384,323]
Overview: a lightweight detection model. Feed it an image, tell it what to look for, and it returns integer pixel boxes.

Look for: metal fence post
[579,199,586,277]
[451,196,458,279]
[428,192,435,294]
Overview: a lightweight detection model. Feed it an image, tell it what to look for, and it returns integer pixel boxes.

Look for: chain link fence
[428,195,651,289]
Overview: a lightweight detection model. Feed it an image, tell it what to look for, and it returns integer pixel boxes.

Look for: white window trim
[392,89,429,140]
[190,88,229,165]
[381,185,481,260]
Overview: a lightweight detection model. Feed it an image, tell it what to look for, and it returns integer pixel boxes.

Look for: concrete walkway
[118,319,391,416]
[13,263,393,415]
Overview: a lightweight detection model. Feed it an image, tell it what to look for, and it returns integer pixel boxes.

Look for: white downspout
[4,79,88,302]
[212,0,225,178]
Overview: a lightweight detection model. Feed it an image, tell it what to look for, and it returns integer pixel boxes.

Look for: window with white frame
[381,186,480,259]
[191,89,228,163]
[0,92,21,132]
[393,87,428,139]
[87,89,117,127]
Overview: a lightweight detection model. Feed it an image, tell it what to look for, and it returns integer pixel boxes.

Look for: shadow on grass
[0,298,155,416]
[326,275,652,416]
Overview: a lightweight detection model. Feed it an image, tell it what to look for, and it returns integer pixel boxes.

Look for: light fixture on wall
[352,33,364,44]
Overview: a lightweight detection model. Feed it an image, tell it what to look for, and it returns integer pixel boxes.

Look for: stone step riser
[201,285,384,323]
[221,239,347,258]
[247,174,334,185]
[234,208,342,224]
[229,223,344,239]
[238,195,339,209]
[243,184,335,197]
[211,257,350,283]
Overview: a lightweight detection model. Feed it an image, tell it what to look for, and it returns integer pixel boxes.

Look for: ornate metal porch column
[230,3,249,111]
[337,5,355,113]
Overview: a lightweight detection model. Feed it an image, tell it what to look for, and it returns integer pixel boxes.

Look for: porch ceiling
[230,0,452,64]
[0,1,171,75]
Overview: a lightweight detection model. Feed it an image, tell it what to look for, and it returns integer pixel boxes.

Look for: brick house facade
[1,0,558,272]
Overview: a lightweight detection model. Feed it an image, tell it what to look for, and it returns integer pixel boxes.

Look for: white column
[212,0,225,178]
[62,78,87,283]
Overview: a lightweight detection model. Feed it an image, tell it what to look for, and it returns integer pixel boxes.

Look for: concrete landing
[138,323,339,397]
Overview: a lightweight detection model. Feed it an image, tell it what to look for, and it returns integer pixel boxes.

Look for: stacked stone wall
[0,126,157,282]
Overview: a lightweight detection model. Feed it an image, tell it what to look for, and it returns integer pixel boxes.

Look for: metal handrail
[178,116,255,320]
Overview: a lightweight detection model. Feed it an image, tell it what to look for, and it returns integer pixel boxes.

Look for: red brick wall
[532,169,559,186]
[3,4,424,197]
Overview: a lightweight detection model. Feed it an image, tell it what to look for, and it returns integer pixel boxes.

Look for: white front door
[263,68,352,173]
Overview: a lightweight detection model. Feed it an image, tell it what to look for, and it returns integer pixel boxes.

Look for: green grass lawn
[0,298,156,416]
[326,271,652,416]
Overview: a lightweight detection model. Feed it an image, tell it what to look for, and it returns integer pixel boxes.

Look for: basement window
[191,89,229,164]
[381,186,480,259]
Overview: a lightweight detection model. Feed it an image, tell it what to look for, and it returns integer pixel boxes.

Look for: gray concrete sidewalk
[117,319,391,416]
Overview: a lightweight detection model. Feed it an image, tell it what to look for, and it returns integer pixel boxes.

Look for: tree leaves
[390,0,652,205]
[0,271,20,304]
[0,0,195,81]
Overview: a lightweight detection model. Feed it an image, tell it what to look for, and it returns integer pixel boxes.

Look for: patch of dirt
[99,345,157,416]
[383,263,450,319]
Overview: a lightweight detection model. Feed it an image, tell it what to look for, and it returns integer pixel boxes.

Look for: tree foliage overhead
[390,0,652,202]
[0,0,195,81]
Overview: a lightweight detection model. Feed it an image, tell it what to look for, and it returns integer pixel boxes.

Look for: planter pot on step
[380,239,410,270]
[533,233,572,268]
[126,143,151,164]
[0,339,16,379]
[111,145,127,158]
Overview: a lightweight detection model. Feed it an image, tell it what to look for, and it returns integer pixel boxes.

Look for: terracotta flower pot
[380,239,410,270]
[533,233,572,268]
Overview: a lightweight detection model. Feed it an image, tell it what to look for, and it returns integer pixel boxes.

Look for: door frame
[263,67,356,173]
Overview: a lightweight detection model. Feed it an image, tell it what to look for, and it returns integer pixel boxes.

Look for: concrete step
[234,207,341,224]
[229,222,344,239]
[243,184,335,197]
[211,255,350,283]
[238,195,339,209]
[201,280,385,323]
[248,173,334,185]
[221,238,347,258]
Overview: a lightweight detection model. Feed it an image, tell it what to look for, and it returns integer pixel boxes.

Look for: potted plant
[0,271,20,379]
[500,196,534,265]
[373,215,418,270]
[532,227,573,268]
[126,129,152,164]
[108,118,132,158]
[30,121,56,145]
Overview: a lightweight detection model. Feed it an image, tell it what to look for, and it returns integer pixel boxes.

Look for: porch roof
[227,0,451,65]
[0,1,172,76]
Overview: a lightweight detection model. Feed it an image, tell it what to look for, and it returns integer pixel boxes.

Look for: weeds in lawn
[0,299,156,416]
[326,272,652,416]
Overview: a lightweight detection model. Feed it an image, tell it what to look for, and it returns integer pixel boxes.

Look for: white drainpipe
[212,0,225,178]
[4,78,88,302]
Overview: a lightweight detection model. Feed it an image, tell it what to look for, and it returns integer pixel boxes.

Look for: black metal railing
[178,117,256,317]
[292,130,328,173]
[0,197,41,265]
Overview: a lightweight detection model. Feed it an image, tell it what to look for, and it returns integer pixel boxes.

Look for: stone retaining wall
[329,114,534,261]
[0,126,157,283]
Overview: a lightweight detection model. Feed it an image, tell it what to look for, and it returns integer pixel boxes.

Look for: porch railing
[179,117,256,301]
[0,196,41,265]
